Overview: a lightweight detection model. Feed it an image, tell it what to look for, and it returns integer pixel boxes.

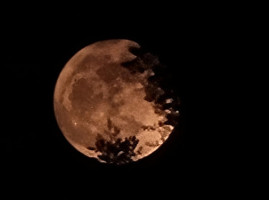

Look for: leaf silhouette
[94,134,139,165]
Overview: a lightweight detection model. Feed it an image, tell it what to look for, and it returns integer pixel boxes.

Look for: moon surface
[54,39,180,165]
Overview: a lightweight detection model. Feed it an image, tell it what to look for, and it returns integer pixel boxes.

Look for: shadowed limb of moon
[54,39,180,165]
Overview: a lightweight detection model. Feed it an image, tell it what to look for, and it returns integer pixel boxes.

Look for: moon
[54,39,180,165]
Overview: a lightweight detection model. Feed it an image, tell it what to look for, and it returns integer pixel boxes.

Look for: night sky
[0,5,220,192]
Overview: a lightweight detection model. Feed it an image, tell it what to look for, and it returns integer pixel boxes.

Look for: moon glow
[54,39,180,164]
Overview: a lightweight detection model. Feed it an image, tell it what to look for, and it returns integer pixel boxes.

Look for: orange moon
[54,39,179,165]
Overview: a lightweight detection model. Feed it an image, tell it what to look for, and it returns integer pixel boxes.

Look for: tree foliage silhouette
[95,135,139,165]
[88,117,139,165]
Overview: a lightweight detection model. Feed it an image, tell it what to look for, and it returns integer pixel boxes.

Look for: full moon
[54,39,180,165]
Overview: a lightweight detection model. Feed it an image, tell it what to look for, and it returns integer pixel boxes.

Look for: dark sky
[0,5,223,192]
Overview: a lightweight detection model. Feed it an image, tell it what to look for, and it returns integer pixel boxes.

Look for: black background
[0,4,221,193]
